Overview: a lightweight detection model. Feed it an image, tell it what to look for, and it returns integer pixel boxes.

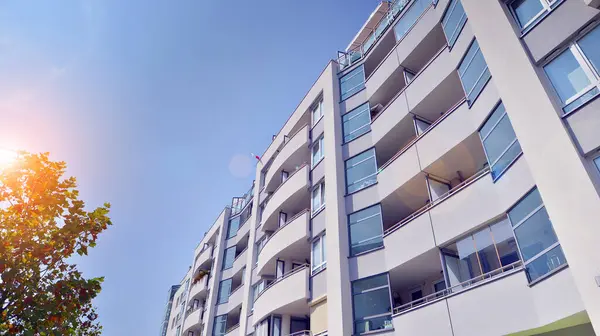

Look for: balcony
[429,156,534,245]
[261,164,310,232]
[264,124,310,193]
[182,305,204,336]
[188,276,209,302]
[257,210,310,276]
[253,265,310,324]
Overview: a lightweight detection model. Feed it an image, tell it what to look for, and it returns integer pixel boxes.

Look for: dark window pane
[508,188,543,226]
[353,287,392,319]
[482,114,517,164]
[343,103,371,142]
[491,140,522,179]
[578,25,600,74]
[222,247,236,270]
[526,245,567,282]
[346,149,377,193]
[480,103,506,139]
[217,279,232,304]
[227,217,240,239]
[442,0,467,46]
[352,274,388,294]
[349,205,384,255]
[514,207,558,261]
[394,0,429,41]
[341,66,366,100]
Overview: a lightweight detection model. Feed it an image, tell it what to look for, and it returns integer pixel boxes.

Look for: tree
[0,152,112,335]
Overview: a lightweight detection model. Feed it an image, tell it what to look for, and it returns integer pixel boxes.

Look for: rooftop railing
[337,0,414,70]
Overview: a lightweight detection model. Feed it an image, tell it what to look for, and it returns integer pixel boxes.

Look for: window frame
[311,134,325,167]
[441,0,468,48]
[222,246,236,270]
[348,204,384,256]
[351,272,394,335]
[212,314,228,336]
[340,65,366,101]
[508,0,563,33]
[543,24,600,115]
[311,99,324,126]
[507,187,567,284]
[311,233,327,275]
[311,180,326,215]
[478,101,523,181]
[342,102,371,143]
[457,39,491,106]
[345,148,378,195]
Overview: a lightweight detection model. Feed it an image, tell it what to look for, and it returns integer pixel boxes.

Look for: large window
[441,0,467,47]
[213,315,227,336]
[509,0,562,31]
[458,39,491,105]
[594,156,600,173]
[217,278,232,304]
[342,103,371,143]
[345,148,377,194]
[393,0,430,42]
[352,274,393,334]
[544,24,600,114]
[226,216,240,239]
[442,217,520,287]
[312,99,324,125]
[479,103,522,180]
[222,246,236,270]
[349,204,384,256]
[311,135,324,167]
[340,65,365,101]
[311,233,327,274]
[311,181,325,214]
[508,188,567,283]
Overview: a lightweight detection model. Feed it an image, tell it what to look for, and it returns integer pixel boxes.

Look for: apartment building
[164,0,600,335]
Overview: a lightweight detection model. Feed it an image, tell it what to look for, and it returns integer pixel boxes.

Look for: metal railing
[392,261,523,315]
[337,0,415,70]
[254,264,309,302]
[225,323,240,335]
[384,166,491,236]
[288,331,311,336]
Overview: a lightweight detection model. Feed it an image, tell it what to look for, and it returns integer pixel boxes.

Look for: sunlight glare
[0,148,17,168]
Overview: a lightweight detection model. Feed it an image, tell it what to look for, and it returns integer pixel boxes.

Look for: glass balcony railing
[337,0,415,70]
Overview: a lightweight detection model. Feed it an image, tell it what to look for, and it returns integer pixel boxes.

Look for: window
[594,156,600,173]
[509,0,562,31]
[217,278,232,304]
[342,103,371,143]
[311,233,327,274]
[312,181,325,214]
[345,148,377,194]
[272,316,282,336]
[393,0,430,41]
[340,65,365,101]
[176,326,181,336]
[226,216,240,239]
[312,99,324,125]
[352,274,393,334]
[544,24,600,114]
[442,0,467,47]
[222,247,236,270]
[213,315,227,336]
[458,39,491,105]
[348,204,384,256]
[508,188,567,283]
[312,135,324,166]
[442,217,520,287]
[479,103,522,179]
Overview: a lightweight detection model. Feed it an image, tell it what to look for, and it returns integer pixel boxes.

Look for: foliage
[0,152,112,335]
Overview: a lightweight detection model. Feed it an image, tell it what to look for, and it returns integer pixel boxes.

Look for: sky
[0,1,378,334]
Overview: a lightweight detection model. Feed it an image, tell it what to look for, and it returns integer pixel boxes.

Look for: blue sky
[0,1,377,334]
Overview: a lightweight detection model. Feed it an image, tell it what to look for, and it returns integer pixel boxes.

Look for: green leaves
[0,152,112,335]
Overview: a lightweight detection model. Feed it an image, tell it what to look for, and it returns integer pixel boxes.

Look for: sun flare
[0,148,17,167]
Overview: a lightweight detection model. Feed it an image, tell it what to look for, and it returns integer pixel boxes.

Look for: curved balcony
[193,245,213,275]
[182,307,204,336]
[253,265,310,324]
[264,124,310,193]
[257,210,311,276]
[188,277,209,302]
[261,164,310,232]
